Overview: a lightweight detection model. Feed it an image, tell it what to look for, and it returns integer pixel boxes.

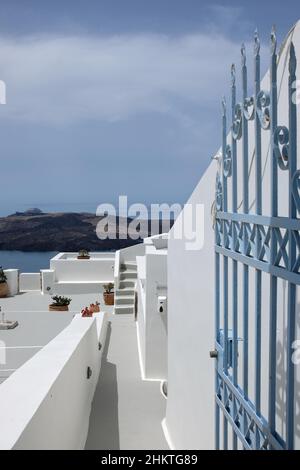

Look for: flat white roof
[0,291,113,384]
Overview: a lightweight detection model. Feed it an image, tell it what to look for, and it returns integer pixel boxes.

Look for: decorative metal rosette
[215,173,223,211]
[273,126,289,170]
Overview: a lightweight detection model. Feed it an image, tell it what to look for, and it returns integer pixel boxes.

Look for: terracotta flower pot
[49,304,69,311]
[90,304,100,313]
[81,307,93,317]
[0,282,8,298]
[77,255,90,260]
[103,292,114,306]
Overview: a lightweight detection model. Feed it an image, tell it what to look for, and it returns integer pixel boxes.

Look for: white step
[115,295,135,305]
[119,280,136,289]
[116,288,135,297]
[120,268,137,275]
[122,262,137,270]
[114,304,135,314]
[119,272,137,281]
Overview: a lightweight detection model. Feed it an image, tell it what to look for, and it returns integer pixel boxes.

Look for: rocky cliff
[0,211,171,251]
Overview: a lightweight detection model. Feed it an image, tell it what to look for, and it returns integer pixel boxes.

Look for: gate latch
[219,329,236,369]
[209,349,218,359]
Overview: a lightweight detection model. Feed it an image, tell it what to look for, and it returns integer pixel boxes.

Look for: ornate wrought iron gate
[214,27,298,450]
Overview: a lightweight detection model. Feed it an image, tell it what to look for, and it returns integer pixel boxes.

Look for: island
[0,209,173,251]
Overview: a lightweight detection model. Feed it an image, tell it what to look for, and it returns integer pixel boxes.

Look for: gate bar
[268,27,278,436]
[286,42,297,450]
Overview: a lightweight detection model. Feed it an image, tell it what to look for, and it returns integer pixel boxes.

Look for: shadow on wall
[85,322,120,449]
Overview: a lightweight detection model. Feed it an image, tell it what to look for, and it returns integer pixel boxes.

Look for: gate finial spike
[241,43,246,66]
[270,25,277,55]
[254,29,260,56]
[289,42,296,77]
[222,96,226,116]
[231,64,236,87]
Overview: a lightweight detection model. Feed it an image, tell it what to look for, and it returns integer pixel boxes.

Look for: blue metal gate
[214,27,298,450]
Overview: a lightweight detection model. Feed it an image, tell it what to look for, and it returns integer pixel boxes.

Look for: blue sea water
[0,203,94,272]
[0,251,58,273]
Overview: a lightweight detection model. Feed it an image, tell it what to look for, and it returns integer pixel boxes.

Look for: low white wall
[114,250,120,290]
[50,253,115,283]
[144,251,168,380]
[136,258,146,377]
[136,248,168,381]
[144,233,168,250]
[4,269,19,295]
[119,243,146,263]
[0,313,107,450]
[53,252,114,260]
[19,273,41,292]
[41,269,55,294]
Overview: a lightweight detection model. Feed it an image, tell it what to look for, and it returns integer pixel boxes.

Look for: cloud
[0,31,266,126]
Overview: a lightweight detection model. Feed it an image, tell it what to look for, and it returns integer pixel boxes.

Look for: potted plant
[49,295,72,312]
[77,249,90,260]
[89,301,100,313]
[103,283,114,305]
[0,267,8,298]
[81,306,93,317]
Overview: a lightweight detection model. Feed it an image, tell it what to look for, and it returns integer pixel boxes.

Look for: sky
[0,0,299,214]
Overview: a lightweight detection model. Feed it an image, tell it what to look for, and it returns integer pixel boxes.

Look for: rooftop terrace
[0,287,167,449]
[0,291,113,384]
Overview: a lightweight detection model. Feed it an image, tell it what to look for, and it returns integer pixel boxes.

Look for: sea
[0,202,99,272]
[0,251,58,273]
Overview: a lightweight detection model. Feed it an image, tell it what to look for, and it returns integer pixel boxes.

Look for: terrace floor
[85,313,168,450]
[0,291,113,384]
[0,292,167,449]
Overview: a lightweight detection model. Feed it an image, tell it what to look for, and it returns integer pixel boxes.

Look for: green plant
[103,283,114,294]
[0,267,7,284]
[78,249,89,257]
[51,295,72,306]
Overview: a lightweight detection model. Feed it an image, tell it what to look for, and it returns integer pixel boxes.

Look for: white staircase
[114,262,137,314]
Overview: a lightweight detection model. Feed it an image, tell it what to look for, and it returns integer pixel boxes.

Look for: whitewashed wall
[3,269,19,295]
[118,243,146,263]
[0,313,107,450]
[165,22,300,449]
[19,273,41,292]
[50,253,115,283]
[136,248,168,380]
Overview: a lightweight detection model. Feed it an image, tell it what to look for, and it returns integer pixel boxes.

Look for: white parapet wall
[41,269,55,294]
[0,313,107,450]
[118,243,146,264]
[136,244,168,381]
[50,252,115,294]
[114,250,120,290]
[3,269,19,296]
[19,273,41,292]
